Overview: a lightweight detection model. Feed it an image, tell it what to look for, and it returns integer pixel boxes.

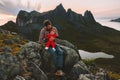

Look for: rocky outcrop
[17,39,82,75]
[0,38,92,80]
[84,10,96,23]
[16,10,30,27]
[66,9,83,21]
[78,68,111,80]
[0,52,21,80]
[16,10,41,35]
[53,4,66,17]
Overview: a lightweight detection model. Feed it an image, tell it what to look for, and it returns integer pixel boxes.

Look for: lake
[79,50,114,60]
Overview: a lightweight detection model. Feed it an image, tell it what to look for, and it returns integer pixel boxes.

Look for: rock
[0,52,21,80]
[17,40,81,72]
[69,61,90,80]
[3,46,12,52]
[0,39,92,80]
[77,68,111,80]
[56,39,81,59]
[16,39,89,80]
[17,41,42,67]
[56,39,76,49]
[27,62,48,80]
[78,74,91,80]
[59,44,80,72]
[0,29,10,34]
[12,37,20,43]
[11,32,17,35]
[3,39,14,45]
[13,75,26,80]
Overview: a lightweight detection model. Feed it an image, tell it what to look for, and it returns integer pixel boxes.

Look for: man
[39,20,64,76]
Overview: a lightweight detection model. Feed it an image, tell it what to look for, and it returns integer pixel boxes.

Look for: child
[45,29,57,51]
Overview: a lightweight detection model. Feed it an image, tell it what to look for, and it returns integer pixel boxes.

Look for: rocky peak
[55,3,66,12]
[30,10,40,16]
[53,3,66,16]
[17,10,29,17]
[16,10,30,27]
[84,10,96,22]
[66,8,82,21]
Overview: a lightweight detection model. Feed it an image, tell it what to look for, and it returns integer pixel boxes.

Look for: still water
[79,50,114,59]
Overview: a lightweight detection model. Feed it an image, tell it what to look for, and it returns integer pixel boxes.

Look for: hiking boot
[55,70,65,76]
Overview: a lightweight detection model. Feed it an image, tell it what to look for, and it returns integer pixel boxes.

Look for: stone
[3,46,12,52]
[3,39,14,45]
[11,32,17,35]
[0,52,21,80]
[69,61,90,80]
[27,62,48,80]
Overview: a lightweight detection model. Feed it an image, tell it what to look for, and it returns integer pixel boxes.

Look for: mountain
[1,4,120,73]
[15,4,98,41]
[111,18,120,22]
[0,21,18,32]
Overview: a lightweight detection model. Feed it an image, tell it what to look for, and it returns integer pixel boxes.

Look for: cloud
[0,0,41,16]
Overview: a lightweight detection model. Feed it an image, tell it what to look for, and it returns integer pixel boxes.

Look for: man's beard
[46,27,52,31]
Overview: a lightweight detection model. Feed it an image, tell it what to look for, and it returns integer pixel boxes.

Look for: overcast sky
[0,0,120,25]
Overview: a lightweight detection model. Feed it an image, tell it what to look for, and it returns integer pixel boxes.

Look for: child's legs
[51,41,55,48]
[45,41,51,47]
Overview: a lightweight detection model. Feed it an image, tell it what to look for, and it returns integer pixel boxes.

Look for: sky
[0,0,120,25]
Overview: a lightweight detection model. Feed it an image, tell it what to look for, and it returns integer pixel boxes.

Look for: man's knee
[56,46,63,55]
[48,47,55,55]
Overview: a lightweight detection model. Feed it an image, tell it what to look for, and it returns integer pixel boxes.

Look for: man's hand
[49,36,55,41]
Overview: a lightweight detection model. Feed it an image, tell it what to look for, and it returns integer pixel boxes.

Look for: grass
[108,71,120,80]
[0,31,27,55]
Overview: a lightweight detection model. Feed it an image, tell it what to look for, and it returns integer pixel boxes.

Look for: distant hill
[111,18,120,22]
[1,4,120,72]
[0,21,18,32]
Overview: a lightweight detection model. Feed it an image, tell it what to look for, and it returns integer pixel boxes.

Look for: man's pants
[48,45,63,69]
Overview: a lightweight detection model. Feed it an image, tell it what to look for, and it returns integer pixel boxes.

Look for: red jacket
[46,34,57,40]
[45,33,57,48]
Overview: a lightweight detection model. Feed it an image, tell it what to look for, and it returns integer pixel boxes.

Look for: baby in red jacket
[45,29,57,51]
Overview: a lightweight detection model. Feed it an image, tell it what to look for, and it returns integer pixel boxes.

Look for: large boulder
[16,39,89,80]
[0,52,21,80]
[0,39,90,80]
[17,41,48,80]
[69,61,90,80]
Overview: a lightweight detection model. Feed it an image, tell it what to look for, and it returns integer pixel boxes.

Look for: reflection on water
[79,50,114,59]
[96,18,120,31]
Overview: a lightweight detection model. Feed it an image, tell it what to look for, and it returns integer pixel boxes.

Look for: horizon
[0,0,120,25]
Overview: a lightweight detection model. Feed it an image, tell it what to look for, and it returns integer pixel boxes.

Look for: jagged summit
[55,3,66,11]
[30,10,40,14]
[67,8,73,13]
[53,3,66,15]
[84,10,96,22]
